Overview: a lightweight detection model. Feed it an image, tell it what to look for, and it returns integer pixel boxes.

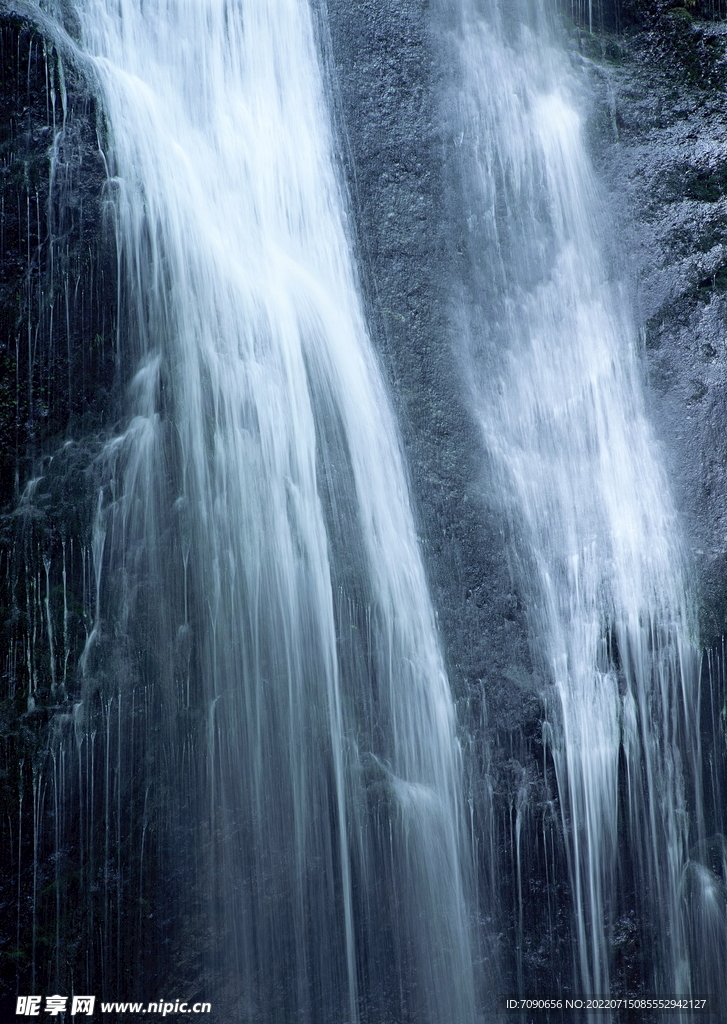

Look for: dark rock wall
[0,10,210,1012]
[323,0,570,998]
[0,6,122,1009]
[587,2,727,957]
[326,0,727,1000]
[0,9,115,495]
[587,13,727,646]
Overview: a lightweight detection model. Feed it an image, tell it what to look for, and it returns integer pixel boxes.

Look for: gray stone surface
[324,0,565,992]
[324,0,537,753]
[587,17,727,644]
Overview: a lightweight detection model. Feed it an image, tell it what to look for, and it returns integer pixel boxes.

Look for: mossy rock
[665,6,695,24]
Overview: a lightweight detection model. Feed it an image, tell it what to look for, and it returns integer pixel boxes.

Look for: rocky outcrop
[586,11,727,644]
[0,7,117,1010]
[325,0,572,996]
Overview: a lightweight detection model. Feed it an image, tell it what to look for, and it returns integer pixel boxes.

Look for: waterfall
[40,0,477,1020]
[11,0,727,1015]
[448,0,722,1005]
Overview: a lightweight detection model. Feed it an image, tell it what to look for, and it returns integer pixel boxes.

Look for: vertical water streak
[51,0,478,1019]
[449,0,714,1002]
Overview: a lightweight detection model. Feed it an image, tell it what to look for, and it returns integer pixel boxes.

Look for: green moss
[665,6,695,23]
[696,265,727,297]
[663,162,727,203]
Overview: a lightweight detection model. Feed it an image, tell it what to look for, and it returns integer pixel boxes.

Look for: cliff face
[586,12,727,647]
[0,2,116,691]
[322,0,727,995]
[324,0,558,990]
[0,6,119,1007]
[0,5,116,487]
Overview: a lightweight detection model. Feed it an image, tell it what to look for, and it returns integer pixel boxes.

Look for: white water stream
[452,0,713,1003]
[55,0,478,1019]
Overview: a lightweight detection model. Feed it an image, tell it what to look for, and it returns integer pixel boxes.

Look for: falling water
[40,0,477,1020]
[450,0,723,1005]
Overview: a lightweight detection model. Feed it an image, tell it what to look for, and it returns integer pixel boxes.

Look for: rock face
[324,0,556,992]
[0,3,116,488]
[586,12,727,645]
[317,1,727,998]
[0,5,118,1011]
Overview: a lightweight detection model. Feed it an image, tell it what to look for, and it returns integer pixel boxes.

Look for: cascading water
[38,0,478,1020]
[10,0,727,1016]
[449,0,725,1008]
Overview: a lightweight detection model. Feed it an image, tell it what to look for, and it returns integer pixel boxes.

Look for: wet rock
[587,16,727,644]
